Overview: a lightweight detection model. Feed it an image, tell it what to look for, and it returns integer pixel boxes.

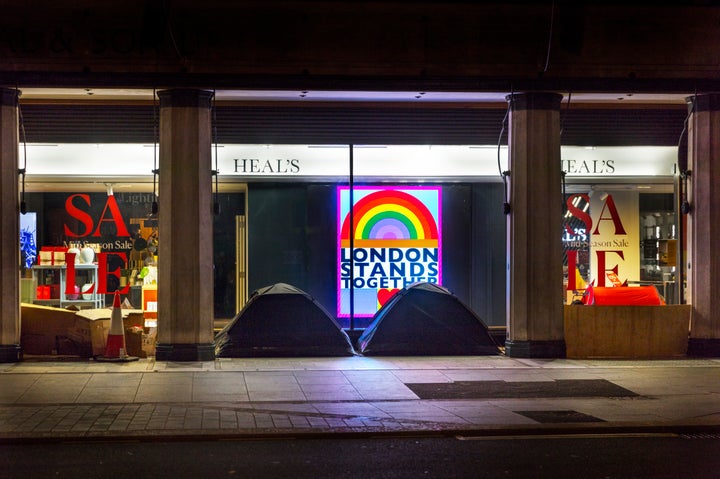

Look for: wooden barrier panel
[564,305,691,359]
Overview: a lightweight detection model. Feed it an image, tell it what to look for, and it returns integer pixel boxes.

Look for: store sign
[64,252,129,295]
[559,147,675,177]
[337,186,442,319]
[24,144,677,179]
[233,158,301,174]
[565,191,639,289]
[64,194,130,238]
[55,192,158,294]
[61,193,135,294]
[561,158,615,175]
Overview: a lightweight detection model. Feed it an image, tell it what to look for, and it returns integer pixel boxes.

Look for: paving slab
[0,356,719,441]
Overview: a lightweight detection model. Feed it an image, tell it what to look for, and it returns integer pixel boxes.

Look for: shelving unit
[142,284,158,327]
[31,264,105,309]
[639,208,678,304]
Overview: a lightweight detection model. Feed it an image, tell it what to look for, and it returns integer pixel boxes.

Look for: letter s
[64,194,94,238]
[290,159,300,173]
[565,194,592,234]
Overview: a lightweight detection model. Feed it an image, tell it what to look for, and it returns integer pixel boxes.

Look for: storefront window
[639,193,678,301]
[563,187,678,305]
[22,191,157,309]
[22,143,680,335]
[212,191,246,319]
[21,187,246,323]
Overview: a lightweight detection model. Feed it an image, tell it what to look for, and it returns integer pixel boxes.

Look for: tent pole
[349,144,355,330]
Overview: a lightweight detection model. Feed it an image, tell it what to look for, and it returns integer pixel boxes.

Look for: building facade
[2,1,720,361]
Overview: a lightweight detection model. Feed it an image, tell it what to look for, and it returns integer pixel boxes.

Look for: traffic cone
[96,291,139,362]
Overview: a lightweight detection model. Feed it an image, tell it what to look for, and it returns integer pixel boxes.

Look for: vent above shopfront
[18,103,687,147]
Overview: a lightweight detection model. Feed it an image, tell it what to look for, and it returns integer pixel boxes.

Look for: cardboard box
[125,326,157,358]
[125,327,143,357]
[123,310,146,330]
[75,308,148,357]
[21,303,149,358]
[74,307,145,329]
[142,327,157,357]
[21,303,77,355]
[38,251,52,265]
[38,248,66,266]
[74,309,112,357]
[20,309,94,357]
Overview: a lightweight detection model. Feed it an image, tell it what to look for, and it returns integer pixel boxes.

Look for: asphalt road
[2,433,719,479]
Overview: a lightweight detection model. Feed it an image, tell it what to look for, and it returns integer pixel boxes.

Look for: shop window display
[563,190,678,305]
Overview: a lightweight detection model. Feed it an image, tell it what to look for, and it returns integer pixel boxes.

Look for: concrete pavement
[1,355,719,441]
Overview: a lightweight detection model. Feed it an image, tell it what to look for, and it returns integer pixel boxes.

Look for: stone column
[687,93,720,356]
[504,92,565,358]
[155,89,215,361]
[0,88,21,363]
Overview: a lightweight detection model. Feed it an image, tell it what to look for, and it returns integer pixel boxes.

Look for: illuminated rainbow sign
[337,186,442,322]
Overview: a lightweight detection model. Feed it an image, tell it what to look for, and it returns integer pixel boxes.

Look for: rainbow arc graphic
[341,190,439,248]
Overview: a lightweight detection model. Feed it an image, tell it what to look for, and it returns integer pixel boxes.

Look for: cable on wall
[211,89,220,215]
[17,89,28,215]
[678,93,694,215]
[543,0,556,73]
[560,91,572,214]
[151,88,159,215]
[497,93,512,215]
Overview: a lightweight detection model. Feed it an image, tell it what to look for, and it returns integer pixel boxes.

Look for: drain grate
[405,379,639,400]
[513,410,605,424]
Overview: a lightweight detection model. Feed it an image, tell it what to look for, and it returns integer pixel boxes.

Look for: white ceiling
[17,87,687,192]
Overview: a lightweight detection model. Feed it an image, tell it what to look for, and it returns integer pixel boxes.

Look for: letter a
[93,195,130,237]
[592,195,627,235]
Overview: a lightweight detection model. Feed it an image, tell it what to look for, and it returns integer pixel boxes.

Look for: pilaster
[155,89,215,361]
[504,92,566,358]
[0,88,22,363]
[686,93,720,357]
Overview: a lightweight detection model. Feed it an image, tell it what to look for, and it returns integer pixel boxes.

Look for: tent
[215,283,356,357]
[357,282,502,356]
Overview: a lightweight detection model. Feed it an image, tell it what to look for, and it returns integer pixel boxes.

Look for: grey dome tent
[215,283,356,357]
[357,282,502,356]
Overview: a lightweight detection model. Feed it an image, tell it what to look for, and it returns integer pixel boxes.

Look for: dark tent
[215,283,356,357]
[357,282,502,356]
